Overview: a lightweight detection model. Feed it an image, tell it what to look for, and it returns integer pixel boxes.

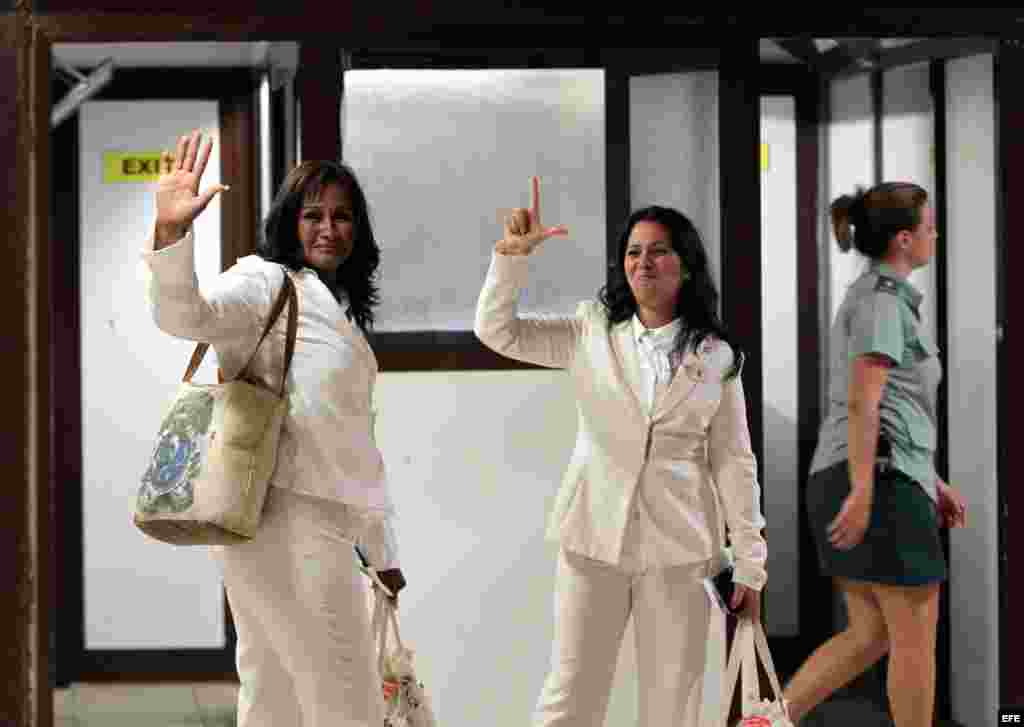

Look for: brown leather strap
[276,275,299,397]
[182,342,210,383]
[182,267,299,398]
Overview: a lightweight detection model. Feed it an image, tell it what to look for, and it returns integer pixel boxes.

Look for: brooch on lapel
[677,350,706,383]
[679,336,721,383]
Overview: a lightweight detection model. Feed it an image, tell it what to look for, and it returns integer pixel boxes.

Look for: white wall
[760,96,800,637]
[946,53,1000,727]
[630,71,721,291]
[372,371,613,724]
[80,101,226,648]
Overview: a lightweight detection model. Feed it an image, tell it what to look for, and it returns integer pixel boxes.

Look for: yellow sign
[103,152,172,183]
[760,143,769,172]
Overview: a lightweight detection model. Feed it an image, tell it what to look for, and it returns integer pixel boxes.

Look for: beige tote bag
[133,270,298,545]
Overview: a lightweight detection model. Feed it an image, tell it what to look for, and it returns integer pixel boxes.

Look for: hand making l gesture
[495,176,570,255]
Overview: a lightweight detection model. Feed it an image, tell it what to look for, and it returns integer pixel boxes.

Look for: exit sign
[103,151,173,183]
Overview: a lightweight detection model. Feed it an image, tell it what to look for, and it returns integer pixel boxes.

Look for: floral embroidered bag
[133,270,298,545]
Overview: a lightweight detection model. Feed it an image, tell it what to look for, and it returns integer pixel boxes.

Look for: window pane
[342,69,606,332]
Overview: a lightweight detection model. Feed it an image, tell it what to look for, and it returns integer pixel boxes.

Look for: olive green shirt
[810,261,942,502]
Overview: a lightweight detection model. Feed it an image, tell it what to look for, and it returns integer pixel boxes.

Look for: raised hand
[154,129,229,245]
[496,176,570,255]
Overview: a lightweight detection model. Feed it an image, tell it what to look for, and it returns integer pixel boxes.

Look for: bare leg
[782,578,889,724]
[872,582,940,727]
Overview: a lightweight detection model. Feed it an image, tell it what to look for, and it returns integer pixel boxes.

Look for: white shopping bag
[721,619,794,727]
[363,561,437,727]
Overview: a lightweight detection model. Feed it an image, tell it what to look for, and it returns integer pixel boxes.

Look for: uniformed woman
[782,182,968,727]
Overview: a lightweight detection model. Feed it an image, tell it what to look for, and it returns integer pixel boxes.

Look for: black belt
[876,437,893,469]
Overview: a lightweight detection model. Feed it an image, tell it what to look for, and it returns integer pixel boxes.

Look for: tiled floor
[54,682,238,727]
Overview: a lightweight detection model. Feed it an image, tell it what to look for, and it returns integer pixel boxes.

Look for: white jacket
[140,230,400,568]
[474,252,767,589]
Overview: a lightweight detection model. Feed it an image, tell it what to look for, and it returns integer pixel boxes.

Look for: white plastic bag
[365,565,437,727]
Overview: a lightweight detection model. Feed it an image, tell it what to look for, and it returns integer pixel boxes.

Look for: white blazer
[474,252,767,590]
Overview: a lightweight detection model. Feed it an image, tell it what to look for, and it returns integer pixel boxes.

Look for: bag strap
[751,618,788,708]
[741,621,761,710]
[718,619,791,726]
[372,588,406,679]
[182,267,299,398]
[721,618,754,726]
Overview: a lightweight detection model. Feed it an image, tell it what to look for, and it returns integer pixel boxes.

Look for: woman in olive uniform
[781,182,968,727]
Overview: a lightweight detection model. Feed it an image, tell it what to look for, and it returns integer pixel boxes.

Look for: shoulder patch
[874,276,900,295]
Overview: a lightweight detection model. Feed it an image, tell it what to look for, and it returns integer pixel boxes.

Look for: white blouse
[632,315,684,413]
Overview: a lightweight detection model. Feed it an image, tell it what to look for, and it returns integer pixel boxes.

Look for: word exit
[103,152,174,183]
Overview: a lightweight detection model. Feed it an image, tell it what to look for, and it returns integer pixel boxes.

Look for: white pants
[210,486,385,727]
[533,540,715,726]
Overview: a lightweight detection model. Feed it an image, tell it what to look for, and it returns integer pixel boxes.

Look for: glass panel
[342,69,606,332]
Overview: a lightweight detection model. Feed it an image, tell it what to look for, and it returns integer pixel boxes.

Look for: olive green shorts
[805,459,947,586]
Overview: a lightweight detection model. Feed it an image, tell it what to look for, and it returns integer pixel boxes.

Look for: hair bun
[831,191,862,253]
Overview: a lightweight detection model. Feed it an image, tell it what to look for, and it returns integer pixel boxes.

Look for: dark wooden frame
[50,67,261,684]
[2,14,52,727]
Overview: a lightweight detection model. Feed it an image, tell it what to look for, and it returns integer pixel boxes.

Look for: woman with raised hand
[474,177,767,726]
[142,129,405,727]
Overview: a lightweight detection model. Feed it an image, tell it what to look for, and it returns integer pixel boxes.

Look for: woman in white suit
[473,178,769,727]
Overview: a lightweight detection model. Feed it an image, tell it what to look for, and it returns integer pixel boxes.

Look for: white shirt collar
[632,314,682,350]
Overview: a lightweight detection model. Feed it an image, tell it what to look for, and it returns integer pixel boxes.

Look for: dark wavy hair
[597,205,744,380]
[831,181,928,259]
[257,160,380,332]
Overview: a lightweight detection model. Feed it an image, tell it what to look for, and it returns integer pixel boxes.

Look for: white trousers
[533,535,715,726]
[210,486,385,727]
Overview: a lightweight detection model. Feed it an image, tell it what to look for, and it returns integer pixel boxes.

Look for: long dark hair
[597,205,744,380]
[257,160,380,332]
[831,181,928,259]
